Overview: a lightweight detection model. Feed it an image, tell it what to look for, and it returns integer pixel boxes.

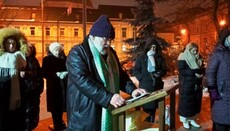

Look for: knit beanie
[49,42,62,53]
[89,15,115,39]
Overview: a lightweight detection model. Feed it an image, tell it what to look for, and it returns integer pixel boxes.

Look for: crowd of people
[0,14,230,131]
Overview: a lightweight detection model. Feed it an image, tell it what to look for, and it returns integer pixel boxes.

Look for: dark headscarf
[144,38,162,54]
[218,29,230,45]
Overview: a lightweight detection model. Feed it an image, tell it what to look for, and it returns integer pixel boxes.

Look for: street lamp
[180,29,186,35]
[219,20,226,27]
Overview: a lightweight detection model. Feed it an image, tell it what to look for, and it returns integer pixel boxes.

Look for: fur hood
[0,28,28,56]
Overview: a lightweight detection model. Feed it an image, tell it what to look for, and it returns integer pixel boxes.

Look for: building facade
[0,1,137,63]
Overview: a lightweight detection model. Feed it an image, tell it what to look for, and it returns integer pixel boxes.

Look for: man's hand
[131,88,147,98]
[110,94,125,108]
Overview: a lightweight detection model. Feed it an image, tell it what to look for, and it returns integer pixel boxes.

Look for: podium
[112,82,179,131]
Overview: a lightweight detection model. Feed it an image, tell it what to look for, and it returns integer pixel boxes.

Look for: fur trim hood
[0,28,28,56]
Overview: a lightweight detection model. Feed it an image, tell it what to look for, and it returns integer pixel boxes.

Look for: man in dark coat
[42,42,68,130]
[133,38,167,123]
[206,29,230,131]
[66,15,146,131]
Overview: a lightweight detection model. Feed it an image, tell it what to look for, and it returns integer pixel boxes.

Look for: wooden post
[170,91,176,130]
[158,97,165,131]
[118,113,125,131]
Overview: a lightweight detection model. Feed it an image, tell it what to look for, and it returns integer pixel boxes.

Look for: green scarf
[88,38,120,131]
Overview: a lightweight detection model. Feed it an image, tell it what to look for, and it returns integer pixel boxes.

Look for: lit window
[31,12,36,19]
[122,44,126,52]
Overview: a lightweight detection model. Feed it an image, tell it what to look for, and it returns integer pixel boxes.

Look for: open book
[125,92,151,104]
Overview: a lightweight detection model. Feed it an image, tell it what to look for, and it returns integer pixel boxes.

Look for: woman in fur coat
[0,28,28,131]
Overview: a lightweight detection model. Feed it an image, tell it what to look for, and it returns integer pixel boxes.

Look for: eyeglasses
[103,37,112,42]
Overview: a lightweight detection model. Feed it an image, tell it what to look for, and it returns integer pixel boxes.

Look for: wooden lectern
[112,82,179,131]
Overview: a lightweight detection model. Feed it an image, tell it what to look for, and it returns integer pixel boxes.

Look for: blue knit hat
[89,15,115,39]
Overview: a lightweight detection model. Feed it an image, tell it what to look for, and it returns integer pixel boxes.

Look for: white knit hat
[49,42,62,52]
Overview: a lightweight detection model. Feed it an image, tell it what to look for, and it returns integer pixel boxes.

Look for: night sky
[3,0,137,8]
[93,0,136,8]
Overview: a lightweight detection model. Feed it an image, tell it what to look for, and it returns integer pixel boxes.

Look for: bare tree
[156,0,230,36]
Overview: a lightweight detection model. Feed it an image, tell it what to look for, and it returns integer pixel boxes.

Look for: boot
[190,120,201,128]
[183,122,190,129]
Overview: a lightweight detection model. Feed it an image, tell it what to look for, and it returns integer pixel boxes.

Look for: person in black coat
[177,42,205,129]
[42,42,68,130]
[205,29,230,131]
[133,38,167,123]
[66,15,146,131]
[20,44,44,131]
[0,28,28,131]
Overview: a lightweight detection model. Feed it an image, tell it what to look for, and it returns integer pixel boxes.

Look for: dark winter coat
[0,28,28,131]
[20,46,44,130]
[42,52,67,112]
[205,30,230,125]
[177,60,204,117]
[133,53,167,109]
[0,77,11,130]
[66,36,136,131]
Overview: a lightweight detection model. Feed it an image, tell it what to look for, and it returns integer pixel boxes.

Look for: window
[31,12,36,19]
[30,27,35,36]
[60,28,65,36]
[45,27,50,36]
[74,28,79,37]
[122,28,127,38]
[15,26,20,29]
[119,13,123,19]
[23,27,27,31]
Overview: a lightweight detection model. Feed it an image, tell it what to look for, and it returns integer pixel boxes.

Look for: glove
[193,68,205,74]
[193,68,202,74]
[56,71,68,79]
[208,89,221,101]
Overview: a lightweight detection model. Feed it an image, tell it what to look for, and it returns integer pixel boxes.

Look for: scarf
[178,43,202,78]
[88,38,120,131]
[147,50,156,72]
[0,51,26,110]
